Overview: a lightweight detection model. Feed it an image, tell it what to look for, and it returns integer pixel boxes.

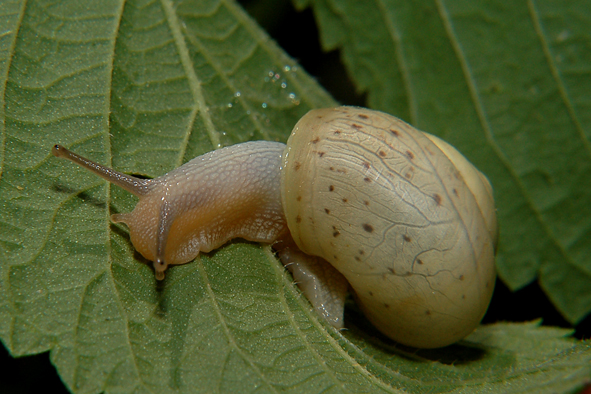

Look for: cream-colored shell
[281,107,496,348]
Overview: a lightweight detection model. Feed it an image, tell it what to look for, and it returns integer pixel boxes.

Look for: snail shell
[282,107,496,348]
[52,106,497,348]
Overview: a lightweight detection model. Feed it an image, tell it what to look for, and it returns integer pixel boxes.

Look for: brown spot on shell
[391,129,400,136]
[329,166,335,171]
[404,167,415,180]
[359,250,365,255]
[388,267,395,274]
[329,185,335,192]
[434,193,442,206]
[363,224,374,233]
[294,162,301,171]
[311,137,320,144]
[363,200,370,206]
[324,208,330,214]
[403,235,411,242]
[453,188,459,197]
[425,310,432,316]
[318,151,325,158]
[354,256,361,262]
[369,291,374,296]
[384,303,390,309]
[296,196,302,201]
[364,177,371,183]
[358,113,369,119]
[334,130,341,135]
[459,275,465,281]
[379,150,386,157]
[332,226,340,237]
[342,198,348,203]
[352,124,362,130]
[417,259,424,265]
[363,161,370,169]
[296,215,302,223]
[406,150,415,160]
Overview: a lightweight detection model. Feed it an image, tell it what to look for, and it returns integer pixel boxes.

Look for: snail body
[53,106,497,348]
[53,141,288,280]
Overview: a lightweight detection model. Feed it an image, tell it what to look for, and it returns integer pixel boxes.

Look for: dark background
[2,1,588,392]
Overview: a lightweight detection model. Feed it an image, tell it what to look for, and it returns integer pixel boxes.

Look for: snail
[52,106,497,348]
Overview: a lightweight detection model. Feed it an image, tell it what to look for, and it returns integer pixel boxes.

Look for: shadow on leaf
[52,183,107,209]
[344,305,489,365]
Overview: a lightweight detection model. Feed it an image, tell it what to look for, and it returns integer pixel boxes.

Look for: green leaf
[347,320,591,393]
[296,0,591,325]
[1,0,590,393]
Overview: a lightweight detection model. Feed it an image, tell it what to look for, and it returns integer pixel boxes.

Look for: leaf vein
[434,0,584,284]
[527,0,591,158]
[196,255,280,393]
[160,0,221,164]
[374,0,417,124]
